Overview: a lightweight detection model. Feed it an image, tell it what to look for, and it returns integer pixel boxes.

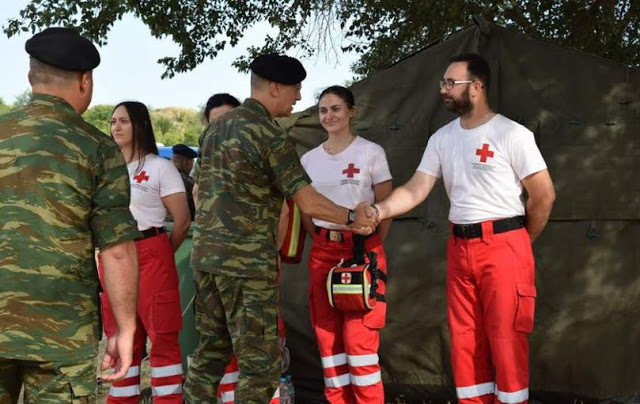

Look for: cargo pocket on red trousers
[362,301,386,330]
[515,283,537,333]
[152,289,183,333]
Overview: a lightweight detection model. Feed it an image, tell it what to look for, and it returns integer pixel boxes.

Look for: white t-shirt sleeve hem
[416,166,442,178]
[159,160,187,197]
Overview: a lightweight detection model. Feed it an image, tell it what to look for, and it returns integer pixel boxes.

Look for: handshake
[350,202,381,235]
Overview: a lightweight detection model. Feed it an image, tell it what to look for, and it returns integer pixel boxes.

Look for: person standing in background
[172,143,198,220]
[193,93,242,205]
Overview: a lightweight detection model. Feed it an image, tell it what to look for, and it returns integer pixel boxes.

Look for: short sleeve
[159,160,186,197]
[269,134,311,198]
[507,127,547,179]
[89,142,140,249]
[370,144,392,185]
[416,134,442,178]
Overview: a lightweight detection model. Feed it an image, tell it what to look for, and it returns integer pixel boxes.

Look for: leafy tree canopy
[3,1,639,78]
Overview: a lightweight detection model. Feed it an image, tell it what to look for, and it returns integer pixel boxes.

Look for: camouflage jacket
[0,93,140,361]
[179,168,196,220]
[192,98,310,279]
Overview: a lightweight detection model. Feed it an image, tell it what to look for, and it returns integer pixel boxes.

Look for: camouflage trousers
[183,271,280,404]
[0,356,96,404]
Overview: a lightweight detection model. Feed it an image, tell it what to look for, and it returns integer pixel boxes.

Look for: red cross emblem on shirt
[475,143,495,163]
[341,272,352,284]
[342,163,360,178]
[133,171,150,183]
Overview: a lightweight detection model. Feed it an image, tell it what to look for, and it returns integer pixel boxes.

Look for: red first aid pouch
[326,251,385,312]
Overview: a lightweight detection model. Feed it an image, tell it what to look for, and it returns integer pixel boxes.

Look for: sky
[0,1,358,112]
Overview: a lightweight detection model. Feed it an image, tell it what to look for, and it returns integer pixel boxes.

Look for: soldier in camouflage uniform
[0,28,140,403]
[183,54,377,403]
[172,143,198,220]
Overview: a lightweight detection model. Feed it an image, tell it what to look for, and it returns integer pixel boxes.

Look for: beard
[443,86,472,116]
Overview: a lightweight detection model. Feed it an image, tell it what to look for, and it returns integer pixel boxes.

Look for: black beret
[249,53,306,84]
[25,27,100,71]
[172,144,197,159]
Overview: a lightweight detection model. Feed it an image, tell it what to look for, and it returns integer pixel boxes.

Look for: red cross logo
[342,163,360,178]
[475,143,494,163]
[133,171,150,183]
[341,272,352,284]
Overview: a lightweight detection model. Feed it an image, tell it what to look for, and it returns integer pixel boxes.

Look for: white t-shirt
[417,114,547,224]
[128,153,185,231]
[301,136,392,230]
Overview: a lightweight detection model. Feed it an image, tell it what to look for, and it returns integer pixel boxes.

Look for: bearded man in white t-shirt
[362,53,556,404]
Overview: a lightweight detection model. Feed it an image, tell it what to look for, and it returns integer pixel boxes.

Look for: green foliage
[3,1,639,78]
[0,91,202,145]
[0,98,11,116]
[82,104,203,146]
[13,89,32,107]
[151,107,203,146]
[82,104,113,133]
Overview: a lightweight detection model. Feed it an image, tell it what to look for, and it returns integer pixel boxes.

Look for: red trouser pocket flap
[516,283,537,298]
[152,289,183,333]
[515,283,537,333]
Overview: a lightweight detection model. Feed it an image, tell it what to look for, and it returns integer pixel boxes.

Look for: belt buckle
[328,230,343,242]
[458,224,476,239]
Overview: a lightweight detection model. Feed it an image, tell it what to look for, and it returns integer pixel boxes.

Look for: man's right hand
[101,329,135,382]
[351,202,379,233]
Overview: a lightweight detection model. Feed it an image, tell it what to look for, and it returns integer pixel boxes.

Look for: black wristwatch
[346,209,355,225]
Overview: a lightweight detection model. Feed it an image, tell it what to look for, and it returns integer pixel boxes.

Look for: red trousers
[447,223,536,404]
[309,229,387,404]
[99,233,184,404]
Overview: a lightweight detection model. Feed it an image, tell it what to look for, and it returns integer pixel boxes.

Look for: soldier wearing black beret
[0,27,139,401]
[249,53,307,85]
[184,52,375,402]
[172,143,198,159]
[26,27,101,115]
[26,27,100,72]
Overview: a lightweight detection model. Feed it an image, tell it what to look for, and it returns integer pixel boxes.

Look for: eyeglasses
[439,79,474,90]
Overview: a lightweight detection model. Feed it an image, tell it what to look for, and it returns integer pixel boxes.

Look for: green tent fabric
[277,17,640,403]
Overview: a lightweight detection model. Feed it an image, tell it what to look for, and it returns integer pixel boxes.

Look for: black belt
[315,226,375,242]
[136,226,166,240]
[452,216,525,239]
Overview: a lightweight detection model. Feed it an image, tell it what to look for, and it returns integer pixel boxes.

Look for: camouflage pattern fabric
[0,93,140,362]
[179,168,196,220]
[191,98,310,280]
[0,356,97,403]
[184,271,280,404]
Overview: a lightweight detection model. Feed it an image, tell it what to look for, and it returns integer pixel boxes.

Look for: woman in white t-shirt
[99,101,190,404]
[300,86,392,404]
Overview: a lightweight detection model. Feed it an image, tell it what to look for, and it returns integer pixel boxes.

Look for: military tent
[277,15,640,403]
